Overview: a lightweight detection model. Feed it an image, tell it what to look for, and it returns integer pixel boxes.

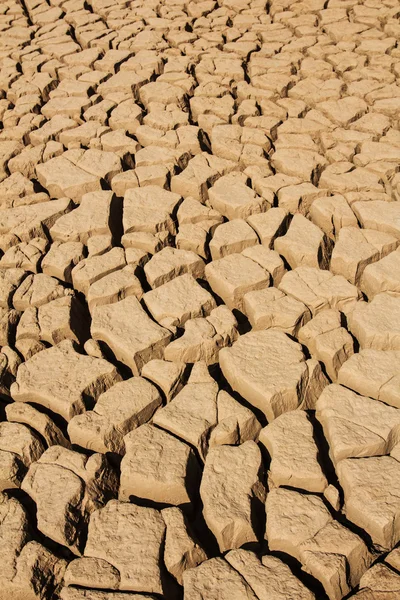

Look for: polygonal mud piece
[276,182,323,216]
[317,96,368,126]
[209,219,258,261]
[318,166,384,196]
[71,248,126,296]
[163,318,213,363]
[241,245,286,286]
[96,69,148,97]
[14,307,43,347]
[162,507,208,585]
[247,207,289,248]
[0,496,67,600]
[58,122,110,148]
[83,339,106,360]
[11,339,121,422]
[175,221,214,260]
[12,273,70,311]
[87,265,143,313]
[330,226,399,285]
[91,296,172,376]
[316,384,400,464]
[68,377,162,454]
[0,268,27,308]
[309,194,358,240]
[0,141,23,183]
[143,274,216,329]
[140,81,186,109]
[208,173,269,220]
[6,402,71,449]
[141,359,186,403]
[270,148,327,184]
[338,349,400,409]
[359,562,400,596]
[121,230,172,255]
[14,338,47,363]
[133,145,186,174]
[152,362,218,460]
[0,493,30,589]
[0,237,48,273]
[177,196,223,227]
[136,134,189,164]
[266,488,332,561]
[0,307,20,347]
[108,100,142,135]
[259,411,328,493]
[84,500,166,594]
[182,557,258,600]
[73,150,123,187]
[209,390,262,448]
[279,266,361,316]
[209,123,268,164]
[144,247,205,289]
[220,329,322,421]
[337,456,400,550]
[120,423,200,506]
[244,287,311,335]
[41,241,85,284]
[298,309,354,381]
[288,78,343,107]
[0,172,35,202]
[63,557,120,590]
[36,156,102,203]
[200,441,266,553]
[164,305,238,365]
[205,253,270,312]
[274,214,333,270]
[360,249,400,299]
[15,541,67,600]
[22,447,118,555]
[41,96,91,121]
[7,146,44,183]
[50,191,114,244]
[110,170,139,196]
[299,520,373,600]
[225,549,316,600]
[0,344,20,375]
[347,293,400,351]
[0,197,73,243]
[17,295,88,346]
[123,186,182,235]
[87,235,113,258]
[0,450,26,491]
[352,200,400,239]
[0,421,44,468]
[124,247,150,269]
[171,152,236,202]
[100,130,139,160]
[386,548,400,572]
[141,107,188,133]
[207,305,239,344]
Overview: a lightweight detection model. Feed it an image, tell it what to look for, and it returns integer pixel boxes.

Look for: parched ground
[0,0,400,598]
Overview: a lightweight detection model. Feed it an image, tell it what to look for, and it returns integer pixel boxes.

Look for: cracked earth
[0,0,400,598]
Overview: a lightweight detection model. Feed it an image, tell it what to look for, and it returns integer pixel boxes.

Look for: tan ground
[0,0,399,598]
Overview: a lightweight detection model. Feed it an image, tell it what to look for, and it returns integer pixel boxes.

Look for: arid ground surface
[0,0,400,598]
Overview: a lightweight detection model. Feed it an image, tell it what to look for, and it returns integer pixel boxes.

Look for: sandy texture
[0,0,399,598]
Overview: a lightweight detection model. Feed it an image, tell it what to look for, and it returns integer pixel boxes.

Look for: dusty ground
[0,0,400,598]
